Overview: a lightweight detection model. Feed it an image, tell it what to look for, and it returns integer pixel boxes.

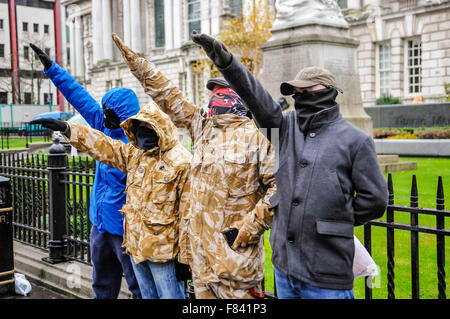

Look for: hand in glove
[111,33,140,70]
[29,43,53,70]
[231,223,261,250]
[191,31,232,68]
[30,118,69,136]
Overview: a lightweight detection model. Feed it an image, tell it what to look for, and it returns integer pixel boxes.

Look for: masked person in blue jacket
[30,44,141,299]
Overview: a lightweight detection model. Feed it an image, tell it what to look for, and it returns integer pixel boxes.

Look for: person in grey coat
[192,31,388,299]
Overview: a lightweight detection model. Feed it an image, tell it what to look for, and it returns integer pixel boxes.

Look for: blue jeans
[90,226,141,299]
[274,266,354,299]
[130,259,185,299]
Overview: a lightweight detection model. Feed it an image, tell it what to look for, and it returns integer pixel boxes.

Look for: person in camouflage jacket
[112,33,277,299]
[32,102,192,299]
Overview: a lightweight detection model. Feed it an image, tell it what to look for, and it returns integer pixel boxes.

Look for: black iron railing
[0,122,52,150]
[362,173,449,300]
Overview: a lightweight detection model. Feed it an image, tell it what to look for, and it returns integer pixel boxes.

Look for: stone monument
[262,0,373,135]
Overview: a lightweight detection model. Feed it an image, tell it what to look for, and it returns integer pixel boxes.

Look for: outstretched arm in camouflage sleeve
[231,139,277,250]
[112,33,201,133]
[65,123,132,173]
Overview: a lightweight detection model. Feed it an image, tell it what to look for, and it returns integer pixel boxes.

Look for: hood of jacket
[101,87,140,122]
[121,101,179,152]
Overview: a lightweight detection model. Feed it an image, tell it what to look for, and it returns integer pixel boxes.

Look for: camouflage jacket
[113,34,277,288]
[66,102,192,264]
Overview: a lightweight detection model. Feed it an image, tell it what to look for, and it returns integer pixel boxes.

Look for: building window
[33,23,39,33]
[67,48,71,66]
[24,93,32,104]
[115,79,122,87]
[407,39,422,94]
[378,42,391,96]
[44,48,50,57]
[0,92,7,104]
[154,0,165,47]
[187,0,201,39]
[43,93,53,104]
[0,19,3,30]
[230,0,243,15]
[24,46,29,60]
[23,22,28,32]
[337,0,348,9]
[105,80,113,91]
[0,44,4,58]
[44,24,49,34]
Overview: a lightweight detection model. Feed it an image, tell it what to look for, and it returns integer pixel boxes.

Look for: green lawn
[0,137,49,150]
[263,157,450,299]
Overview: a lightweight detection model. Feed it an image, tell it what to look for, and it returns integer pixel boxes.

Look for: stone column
[69,19,76,73]
[102,0,113,60]
[92,0,103,64]
[130,0,142,53]
[164,0,173,49]
[123,0,131,45]
[74,16,85,77]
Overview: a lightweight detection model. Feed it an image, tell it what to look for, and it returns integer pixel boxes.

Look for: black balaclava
[103,106,121,130]
[135,124,159,151]
[293,86,338,132]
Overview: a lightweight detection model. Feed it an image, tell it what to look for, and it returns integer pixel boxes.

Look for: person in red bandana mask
[203,77,250,118]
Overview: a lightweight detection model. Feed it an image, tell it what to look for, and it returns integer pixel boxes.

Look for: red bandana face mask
[204,85,247,118]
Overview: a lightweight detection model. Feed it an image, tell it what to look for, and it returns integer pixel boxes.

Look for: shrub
[385,133,419,139]
[414,128,450,139]
[375,95,402,105]
[373,129,401,139]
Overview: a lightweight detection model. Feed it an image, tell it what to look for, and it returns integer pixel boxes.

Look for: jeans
[274,266,354,299]
[90,226,141,299]
[130,258,185,299]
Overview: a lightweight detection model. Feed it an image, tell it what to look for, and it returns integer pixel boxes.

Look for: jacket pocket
[151,170,179,203]
[129,166,146,188]
[213,233,265,283]
[140,209,178,261]
[313,219,354,277]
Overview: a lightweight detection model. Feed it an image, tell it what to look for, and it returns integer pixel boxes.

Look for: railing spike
[410,174,418,207]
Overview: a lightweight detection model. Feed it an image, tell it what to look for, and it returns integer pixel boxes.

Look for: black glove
[174,261,191,282]
[191,31,232,68]
[30,118,68,132]
[29,43,53,70]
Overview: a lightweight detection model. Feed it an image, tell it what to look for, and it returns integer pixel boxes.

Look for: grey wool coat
[219,56,388,290]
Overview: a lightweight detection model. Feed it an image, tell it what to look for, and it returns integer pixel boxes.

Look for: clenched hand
[29,43,53,70]
[191,31,232,69]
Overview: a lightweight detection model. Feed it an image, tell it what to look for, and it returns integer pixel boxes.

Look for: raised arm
[111,34,202,133]
[30,44,104,130]
[66,123,132,173]
[191,32,283,130]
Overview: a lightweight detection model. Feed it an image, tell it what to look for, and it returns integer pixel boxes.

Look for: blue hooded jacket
[45,62,140,236]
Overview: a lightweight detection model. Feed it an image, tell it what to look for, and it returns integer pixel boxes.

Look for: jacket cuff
[217,54,238,74]
[43,61,58,78]
[64,123,79,144]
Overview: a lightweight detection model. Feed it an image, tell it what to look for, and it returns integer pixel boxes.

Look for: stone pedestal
[261,23,373,135]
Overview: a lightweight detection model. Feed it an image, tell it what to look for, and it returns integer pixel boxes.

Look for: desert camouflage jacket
[66,102,192,264]
[113,34,277,288]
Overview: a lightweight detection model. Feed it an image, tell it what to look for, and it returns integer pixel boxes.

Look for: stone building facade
[60,0,255,112]
[343,0,450,107]
[0,0,58,107]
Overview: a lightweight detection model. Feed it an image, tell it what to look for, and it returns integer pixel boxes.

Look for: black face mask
[103,107,121,130]
[293,87,338,132]
[135,126,159,151]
